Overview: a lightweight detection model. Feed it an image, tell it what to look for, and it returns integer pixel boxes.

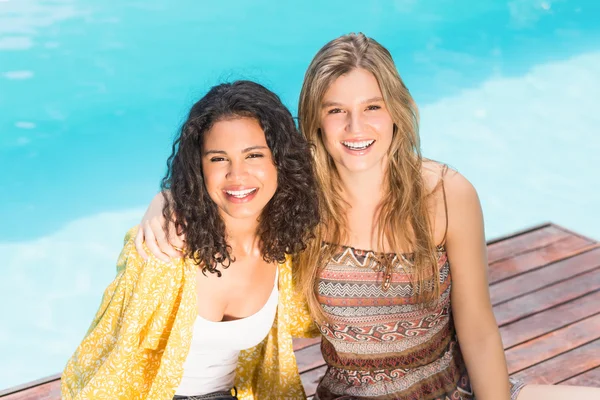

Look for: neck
[337,164,386,207]
[221,214,261,259]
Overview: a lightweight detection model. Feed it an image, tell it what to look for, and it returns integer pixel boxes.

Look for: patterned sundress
[314,244,525,400]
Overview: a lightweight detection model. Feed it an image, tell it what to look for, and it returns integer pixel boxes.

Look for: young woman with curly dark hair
[61,81,321,400]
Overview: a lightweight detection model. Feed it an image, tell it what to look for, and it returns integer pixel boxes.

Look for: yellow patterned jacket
[61,227,319,400]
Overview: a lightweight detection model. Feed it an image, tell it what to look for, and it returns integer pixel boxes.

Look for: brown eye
[328,108,343,114]
[366,105,381,111]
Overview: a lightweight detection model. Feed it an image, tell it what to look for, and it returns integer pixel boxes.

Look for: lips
[222,186,258,204]
[223,188,257,199]
[341,139,375,151]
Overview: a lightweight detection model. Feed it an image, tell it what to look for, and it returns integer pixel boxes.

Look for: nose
[226,159,248,180]
[347,111,365,134]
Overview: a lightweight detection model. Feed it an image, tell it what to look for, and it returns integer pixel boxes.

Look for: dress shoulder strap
[440,165,449,247]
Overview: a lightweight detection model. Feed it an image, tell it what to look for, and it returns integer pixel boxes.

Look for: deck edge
[486,222,553,245]
[0,373,61,397]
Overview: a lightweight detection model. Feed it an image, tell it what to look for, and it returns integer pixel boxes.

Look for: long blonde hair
[295,33,442,323]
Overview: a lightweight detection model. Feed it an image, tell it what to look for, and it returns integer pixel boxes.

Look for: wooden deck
[2,222,599,399]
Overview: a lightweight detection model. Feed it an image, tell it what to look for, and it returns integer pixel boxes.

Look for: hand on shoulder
[134,191,185,262]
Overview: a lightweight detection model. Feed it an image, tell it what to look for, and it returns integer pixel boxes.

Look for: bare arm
[444,172,511,400]
[134,191,185,261]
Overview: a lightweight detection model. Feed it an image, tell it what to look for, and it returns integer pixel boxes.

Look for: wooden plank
[0,373,61,400]
[490,246,600,305]
[0,380,60,400]
[493,268,600,327]
[487,225,570,264]
[300,365,327,397]
[488,237,596,284]
[500,290,600,349]
[0,375,61,398]
[505,313,600,374]
[550,223,598,244]
[293,337,321,351]
[296,344,326,374]
[486,223,552,245]
[560,367,600,386]
[511,339,600,385]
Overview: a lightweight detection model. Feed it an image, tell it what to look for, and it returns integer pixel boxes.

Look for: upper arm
[62,229,189,398]
[287,290,320,338]
[87,227,141,333]
[444,172,498,342]
[89,227,173,336]
[279,258,320,338]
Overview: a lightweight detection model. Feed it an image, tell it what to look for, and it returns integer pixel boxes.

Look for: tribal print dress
[314,244,525,400]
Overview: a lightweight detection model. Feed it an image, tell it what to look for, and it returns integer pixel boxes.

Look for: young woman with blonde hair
[137,34,600,399]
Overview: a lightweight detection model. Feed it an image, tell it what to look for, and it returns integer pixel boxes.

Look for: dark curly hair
[161,80,320,276]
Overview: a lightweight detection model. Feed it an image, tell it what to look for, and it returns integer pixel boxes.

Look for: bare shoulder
[442,169,480,212]
[440,169,485,249]
[421,159,447,193]
[421,160,475,195]
[421,161,482,243]
[419,161,451,243]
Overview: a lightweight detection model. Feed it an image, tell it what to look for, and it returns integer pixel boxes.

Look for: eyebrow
[321,96,384,108]
[204,145,269,155]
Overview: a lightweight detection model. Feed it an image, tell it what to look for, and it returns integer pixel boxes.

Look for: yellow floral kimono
[61,227,319,400]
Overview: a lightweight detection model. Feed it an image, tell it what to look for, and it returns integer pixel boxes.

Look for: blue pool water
[1,0,599,390]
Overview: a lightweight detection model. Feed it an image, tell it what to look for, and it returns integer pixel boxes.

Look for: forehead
[322,68,383,102]
[204,117,267,149]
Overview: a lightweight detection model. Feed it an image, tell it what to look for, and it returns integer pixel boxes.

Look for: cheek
[319,127,339,152]
[370,116,394,140]
[252,162,278,190]
[321,116,345,138]
[320,133,338,157]
[264,164,279,191]
[201,163,220,194]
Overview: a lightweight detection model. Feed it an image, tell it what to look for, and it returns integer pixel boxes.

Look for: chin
[341,160,380,173]
[224,209,262,220]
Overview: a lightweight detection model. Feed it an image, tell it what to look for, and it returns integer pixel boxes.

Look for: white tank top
[175,268,279,396]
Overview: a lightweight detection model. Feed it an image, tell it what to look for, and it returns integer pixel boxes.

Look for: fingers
[136,190,186,261]
[143,220,171,263]
[152,218,183,259]
[170,224,186,252]
[134,224,149,260]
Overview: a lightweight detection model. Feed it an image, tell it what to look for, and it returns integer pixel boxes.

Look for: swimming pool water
[1,0,599,389]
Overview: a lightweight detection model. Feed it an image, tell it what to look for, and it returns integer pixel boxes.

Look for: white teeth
[341,140,375,150]
[225,188,257,198]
